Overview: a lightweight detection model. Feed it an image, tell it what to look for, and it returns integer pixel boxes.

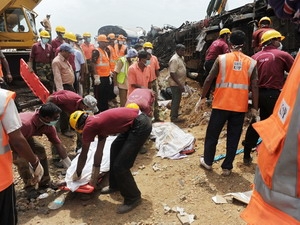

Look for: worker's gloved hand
[94,75,101,85]
[29,160,44,186]
[113,86,119,95]
[72,171,81,181]
[27,62,34,73]
[195,97,206,112]
[251,108,260,122]
[61,157,71,168]
[89,166,100,187]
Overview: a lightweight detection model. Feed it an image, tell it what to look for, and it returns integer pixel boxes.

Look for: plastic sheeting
[151,122,195,159]
[65,136,116,192]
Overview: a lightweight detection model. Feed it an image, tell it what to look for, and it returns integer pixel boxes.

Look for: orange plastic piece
[19,58,50,103]
[59,184,95,193]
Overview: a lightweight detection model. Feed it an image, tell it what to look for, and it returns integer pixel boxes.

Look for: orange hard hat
[107,33,116,40]
[117,34,126,41]
[97,34,109,42]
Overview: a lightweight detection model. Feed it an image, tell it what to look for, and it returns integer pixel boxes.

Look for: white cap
[83,95,98,113]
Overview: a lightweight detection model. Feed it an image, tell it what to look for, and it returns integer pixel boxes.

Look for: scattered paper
[212,190,253,205]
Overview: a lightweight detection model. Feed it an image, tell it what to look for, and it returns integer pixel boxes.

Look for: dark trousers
[243,89,281,158]
[204,109,245,170]
[94,77,110,113]
[203,60,216,99]
[170,86,183,120]
[109,113,152,204]
[0,184,17,225]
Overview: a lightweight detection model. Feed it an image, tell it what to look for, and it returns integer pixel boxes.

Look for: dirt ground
[14,70,256,225]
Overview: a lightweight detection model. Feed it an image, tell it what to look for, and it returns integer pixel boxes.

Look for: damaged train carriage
[149,0,300,83]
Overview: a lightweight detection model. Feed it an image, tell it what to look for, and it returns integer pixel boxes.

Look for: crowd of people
[0,12,298,224]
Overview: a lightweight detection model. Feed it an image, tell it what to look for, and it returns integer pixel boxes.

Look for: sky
[34,0,253,37]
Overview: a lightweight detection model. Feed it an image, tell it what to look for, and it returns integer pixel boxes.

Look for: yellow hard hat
[97,34,109,42]
[117,34,126,41]
[83,32,91,37]
[63,32,77,42]
[40,30,50,38]
[259,17,271,26]
[261,30,285,45]
[143,42,153,49]
[108,33,116,40]
[69,110,87,133]
[219,28,231,36]
[55,25,66,33]
[125,103,140,110]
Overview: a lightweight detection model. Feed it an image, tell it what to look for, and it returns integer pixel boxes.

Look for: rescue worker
[252,16,273,53]
[47,90,98,151]
[127,51,151,96]
[40,14,52,40]
[241,52,300,225]
[69,105,152,214]
[75,34,87,96]
[0,88,43,225]
[51,25,65,54]
[106,33,118,106]
[0,49,13,87]
[91,34,111,112]
[115,34,127,57]
[28,30,54,93]
[13,102,71,199]
[112,48,138,107]
[203,28,231,98]
[195,30,259,176]
[143,42,162,121]
[52,43,75,138]
[81,32,95,95]
[168,44,187,123]
[242,30,294,165]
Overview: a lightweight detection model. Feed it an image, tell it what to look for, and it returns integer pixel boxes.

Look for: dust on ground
[15,69,255,225]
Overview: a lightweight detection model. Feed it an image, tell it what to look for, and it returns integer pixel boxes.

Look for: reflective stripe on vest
[216,53,255,90]
[114,44,126,57]
[0,89,15,191]
[213,52,255,112]
[95,48,110,76]
[253,86,300,221]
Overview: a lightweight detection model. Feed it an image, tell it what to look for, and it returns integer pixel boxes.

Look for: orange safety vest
[241,53,300,224]
[0,89,16,191]
[114,44,127,57]
[107,45,118,71]
[0,62,3,77]
[95,48,110,77]
[212,51,256,112]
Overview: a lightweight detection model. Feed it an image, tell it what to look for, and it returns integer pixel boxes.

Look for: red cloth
[19,111,61,144]
[252,45,294,89]
[82,108,138,142]
[126,88,154,116]
[30,42,53,63]
[205,38,230,61]
[49,90,82,114]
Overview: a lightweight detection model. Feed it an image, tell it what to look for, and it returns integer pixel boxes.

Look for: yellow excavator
[0,0,43,109]
[0,0,42,76]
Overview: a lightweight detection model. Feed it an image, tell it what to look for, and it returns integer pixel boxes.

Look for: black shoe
[100,186,119,194]
[243,157,253,166]
[139,147,148,154]
[116,198,142,214]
